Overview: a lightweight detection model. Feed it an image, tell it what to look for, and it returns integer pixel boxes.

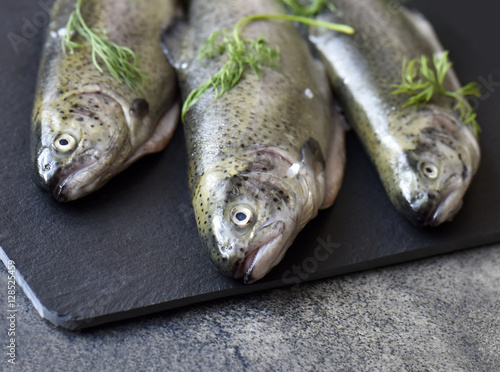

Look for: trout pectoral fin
[161,17,191,69]
[320,110,346,210]
[121,100,180,168]
[300,138,326,173]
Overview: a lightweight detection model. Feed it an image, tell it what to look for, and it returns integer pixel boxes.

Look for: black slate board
[1,0,499,330]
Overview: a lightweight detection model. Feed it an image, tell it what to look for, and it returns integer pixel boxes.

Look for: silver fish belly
[163,0,346,282]
[307,0,480,226]
[31,0,181,202]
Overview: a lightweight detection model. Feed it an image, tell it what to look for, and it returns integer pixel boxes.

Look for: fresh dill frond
[183,32,280,121]
[182,13,354,120]
[392,51,481,134]
[182,31,280,121]
[62,0,147,92]
[281,0,334,17]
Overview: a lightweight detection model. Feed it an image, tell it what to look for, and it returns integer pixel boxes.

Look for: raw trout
[163,0,345,282]
[31,0,180,202]
[307,0,480,226]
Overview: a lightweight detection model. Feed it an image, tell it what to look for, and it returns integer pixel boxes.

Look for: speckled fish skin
[307,0,480,226]
[163,0,344,282]
[31,0,180,202]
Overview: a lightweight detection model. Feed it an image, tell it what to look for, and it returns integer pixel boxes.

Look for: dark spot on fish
[462,163,469,180]
[421,127,444,137]
[130,99,149,119]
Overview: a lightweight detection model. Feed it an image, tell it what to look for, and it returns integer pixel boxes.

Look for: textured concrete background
[0,244,498,371]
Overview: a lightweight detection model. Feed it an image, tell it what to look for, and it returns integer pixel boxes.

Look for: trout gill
[307,0,480,226]
[31,0,180,202]
[163,0,346,282]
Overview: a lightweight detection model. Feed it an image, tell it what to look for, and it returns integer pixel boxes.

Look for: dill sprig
[282,0,334,17]
[184,30,280,119]
[182,13,354,120]
[62,0,147,92]
[392,51,481,134]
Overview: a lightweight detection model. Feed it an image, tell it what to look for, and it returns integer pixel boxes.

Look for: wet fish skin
[163,0,345,282]
[307,0,480,226]
[32,0,180,202]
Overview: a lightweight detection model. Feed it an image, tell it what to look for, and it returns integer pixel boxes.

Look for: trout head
[32,92,134,202]
[392,110,480,226]
[193,141,327,283]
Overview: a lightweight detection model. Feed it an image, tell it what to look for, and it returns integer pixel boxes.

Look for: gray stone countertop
[1,244,499,371]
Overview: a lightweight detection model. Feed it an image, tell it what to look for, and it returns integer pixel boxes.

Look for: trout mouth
[234,220,285,283]
[429,189,464,226]
[52,157,102,202]
[425,173,467,226]
[407,185,465,227]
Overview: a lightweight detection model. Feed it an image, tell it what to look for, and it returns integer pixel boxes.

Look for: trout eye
[231,206,254,227]
[54,133,77,154]
[420,161,439,179]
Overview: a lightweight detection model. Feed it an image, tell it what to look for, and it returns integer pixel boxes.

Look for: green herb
[182,13,354,120]
[282,0,334,17]
[62,0,147,92]
[392,51,481,134]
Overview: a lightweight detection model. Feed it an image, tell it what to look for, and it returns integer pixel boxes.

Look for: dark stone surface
[0,245,499,370]
[0,0,499,329]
